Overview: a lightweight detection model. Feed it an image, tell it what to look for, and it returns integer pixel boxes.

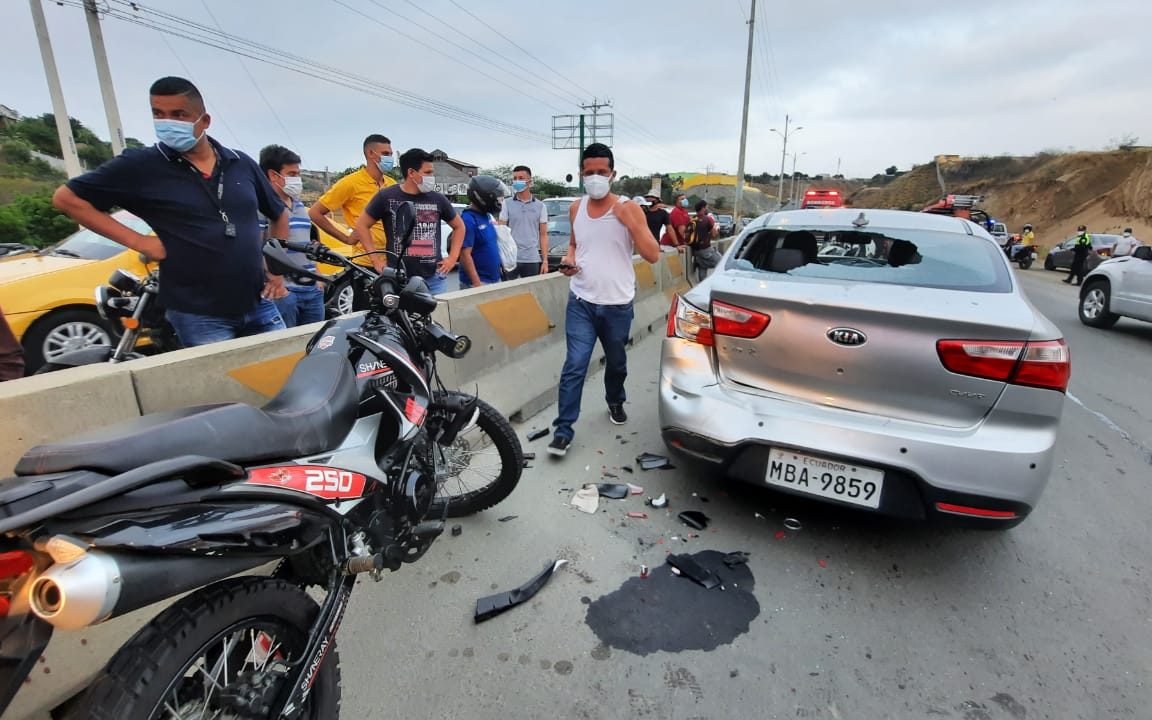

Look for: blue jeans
[424,272,449,295]
[166,298,286,348]
[552,293,634,441]
[275,286,326,327]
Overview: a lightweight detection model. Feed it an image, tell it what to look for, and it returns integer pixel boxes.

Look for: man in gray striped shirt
[259,144,325,327]
[498,165,549,277]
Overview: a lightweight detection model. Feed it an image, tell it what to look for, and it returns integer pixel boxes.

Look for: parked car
[660,208,1069,529]
[716,214,735,236]
[0,211,150,372]
[546,217,572,268]
[1078,245,1152,328]
[0,243,33,258]
[544,197,579,218]
[1043,233,1119,272]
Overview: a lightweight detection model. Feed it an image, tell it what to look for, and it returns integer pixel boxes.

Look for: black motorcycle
[0,203,522,719]
[36,266,181,373]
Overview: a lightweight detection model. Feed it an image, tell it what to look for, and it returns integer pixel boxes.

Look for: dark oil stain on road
[585,550,759,656]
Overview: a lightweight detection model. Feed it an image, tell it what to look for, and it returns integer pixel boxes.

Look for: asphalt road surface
[333,266,1149,720]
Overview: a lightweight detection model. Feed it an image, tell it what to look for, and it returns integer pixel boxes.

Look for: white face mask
[584,174,611,200]
[281,176,304,199]
[419,175,436,193]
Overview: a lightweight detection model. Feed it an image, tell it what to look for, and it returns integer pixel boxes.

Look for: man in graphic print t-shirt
[357,148,465,295]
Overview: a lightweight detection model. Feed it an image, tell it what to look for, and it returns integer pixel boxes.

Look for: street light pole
[732,0,756,221]
[789,151,807,206]
[83,0,125,156]
[29,0,83,178]
[770,115,802,210]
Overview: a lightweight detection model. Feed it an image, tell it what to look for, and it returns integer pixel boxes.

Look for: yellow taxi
[0,211,356,373]
[0,210,151,372]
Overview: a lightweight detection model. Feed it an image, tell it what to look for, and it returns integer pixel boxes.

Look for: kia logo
[827,327,867,347]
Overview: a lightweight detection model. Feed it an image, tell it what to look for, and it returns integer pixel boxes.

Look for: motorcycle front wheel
[429,395,524,517]
[68,577,340,720]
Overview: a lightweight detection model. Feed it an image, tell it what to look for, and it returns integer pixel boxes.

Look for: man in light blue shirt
[259,144,325,326]
[498,165,549,278]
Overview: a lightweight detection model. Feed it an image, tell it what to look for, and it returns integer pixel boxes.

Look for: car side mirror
[1134,246,1151,260]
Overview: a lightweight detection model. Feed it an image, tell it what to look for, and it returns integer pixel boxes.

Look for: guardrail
[1,251,693,474]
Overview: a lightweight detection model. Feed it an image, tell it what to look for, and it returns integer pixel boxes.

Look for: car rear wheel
[21,309,115,373]
[1043,254,1056,271]
[1079,281,1120,328]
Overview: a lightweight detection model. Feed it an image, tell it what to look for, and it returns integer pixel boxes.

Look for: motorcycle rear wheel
[67,577,340,720]
[429,396,523,517]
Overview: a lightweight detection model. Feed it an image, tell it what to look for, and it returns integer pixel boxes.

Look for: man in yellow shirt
[309,134,396,266]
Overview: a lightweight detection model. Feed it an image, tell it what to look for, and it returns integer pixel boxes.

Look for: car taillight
[806,190,816,196]
[712,300,770,339]
[828,190,839,196]
[937,339,1070,392]
[668,295,714,346]
[0,551,35,618]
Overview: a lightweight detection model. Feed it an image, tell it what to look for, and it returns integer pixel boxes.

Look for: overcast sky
[1,0,1146,182]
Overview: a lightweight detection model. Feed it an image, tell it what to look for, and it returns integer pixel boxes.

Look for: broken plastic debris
[627,483,644,495]
[522,452,536,461]
[451,524,462,537]
[666,554,721,590]
[670,566,681,575]
[498,515,518,523]
[774,530,786,541]
[646,495,668,511]
[570,485,599,514]
[678,511,711,530]
[595,483,630,500]
[722,551,750,568]
[474,560,568,623]
[620,466,634,474]
[526,428,550,442]
[640,564,650,579]
[754,512,765,520]
[636,452,671,470]
[626,512,648,519]
[783,518,803,531]
[602,472,618,479]
[818,559,828,569]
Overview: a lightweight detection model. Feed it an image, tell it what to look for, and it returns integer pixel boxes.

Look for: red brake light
[936,502,1017,519]
[711,301,770,339]
[937,339,1069,392]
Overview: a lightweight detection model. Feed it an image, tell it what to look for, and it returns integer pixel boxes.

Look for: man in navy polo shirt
[52,76,290,348]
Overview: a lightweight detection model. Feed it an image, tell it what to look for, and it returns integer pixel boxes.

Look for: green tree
[10,193,76,247]
[0,205,29,243]
[480,165,515,184]
[531,177,570,198]
[885,165,898,176]
[125,137,145,149]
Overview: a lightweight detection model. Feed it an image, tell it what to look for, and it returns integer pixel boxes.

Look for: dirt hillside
[848,149,1152,247]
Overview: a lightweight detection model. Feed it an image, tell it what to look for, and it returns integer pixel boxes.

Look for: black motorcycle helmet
[1023,223,1033,231]
[467,175,507,215]
[1077,224,1087,232]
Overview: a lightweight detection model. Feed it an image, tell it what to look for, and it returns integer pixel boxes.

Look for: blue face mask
[377,154,395,173]
[679,199,689,207]
[154,116,203,153]
[511,180,528,193]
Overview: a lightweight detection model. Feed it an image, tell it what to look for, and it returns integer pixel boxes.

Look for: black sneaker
[608,404,628,425]
[547,436,571,457]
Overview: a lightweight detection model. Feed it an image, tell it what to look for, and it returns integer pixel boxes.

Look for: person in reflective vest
[1064,225,1092,285]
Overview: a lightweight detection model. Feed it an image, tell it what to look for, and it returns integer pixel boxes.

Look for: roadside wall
[1,249,715,473]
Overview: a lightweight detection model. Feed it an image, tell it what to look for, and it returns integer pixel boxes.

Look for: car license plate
[765,449,883,509]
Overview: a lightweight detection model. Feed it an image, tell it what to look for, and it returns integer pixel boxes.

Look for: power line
[353,0,575,113]
[199,0,296,147]
[63,0,550,143]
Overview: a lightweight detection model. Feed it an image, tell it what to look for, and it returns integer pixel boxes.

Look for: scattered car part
[678,511,710,530]
[474,560,568,623]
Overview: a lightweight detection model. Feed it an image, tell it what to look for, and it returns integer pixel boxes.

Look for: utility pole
[83,0,125,155]
[732,0,756,221]
[836,157,842,177]
[29,0,83,178]
[577,114,586,194]
[580,98,612,145]
[771,115,802,210]
[789,152,806,206]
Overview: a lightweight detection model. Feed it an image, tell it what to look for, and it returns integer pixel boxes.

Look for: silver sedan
[659,209,1069,528]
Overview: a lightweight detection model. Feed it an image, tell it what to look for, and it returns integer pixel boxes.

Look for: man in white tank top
[547,143,661,457]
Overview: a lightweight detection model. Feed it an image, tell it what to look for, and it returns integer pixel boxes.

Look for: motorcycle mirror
[394,201,417,254]
[262,242,333,284]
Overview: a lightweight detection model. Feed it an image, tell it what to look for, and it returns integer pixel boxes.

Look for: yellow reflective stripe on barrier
[226,351,305,397]
[476,293,552,349]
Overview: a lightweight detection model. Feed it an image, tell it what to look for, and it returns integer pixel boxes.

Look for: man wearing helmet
[1021,224,1035,248]
[1063,225,1092,285]
[357,148,465,294]
[459,175,506,288]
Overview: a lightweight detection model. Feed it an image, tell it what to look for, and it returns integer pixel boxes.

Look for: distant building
[0,104,21,130]
[430,149,478,198]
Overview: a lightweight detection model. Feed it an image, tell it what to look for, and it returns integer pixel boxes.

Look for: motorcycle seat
[15,351,359,477]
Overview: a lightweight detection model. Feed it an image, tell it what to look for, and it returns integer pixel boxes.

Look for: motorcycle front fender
[39,346,117,369]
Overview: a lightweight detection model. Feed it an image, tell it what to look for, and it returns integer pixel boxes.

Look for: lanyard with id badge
[189,148,236,238]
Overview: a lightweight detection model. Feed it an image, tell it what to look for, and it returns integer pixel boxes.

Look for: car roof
[750,208,986,237]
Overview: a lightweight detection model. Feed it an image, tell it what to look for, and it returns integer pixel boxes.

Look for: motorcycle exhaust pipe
[28,552,266,630]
